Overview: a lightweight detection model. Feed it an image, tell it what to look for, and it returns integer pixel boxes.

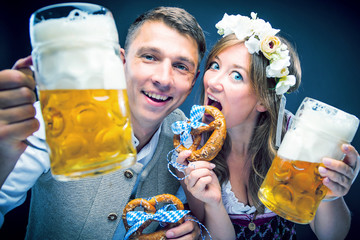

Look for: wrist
[204,198,224,211]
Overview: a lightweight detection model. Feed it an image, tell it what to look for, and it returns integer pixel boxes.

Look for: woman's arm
[176,151,235,239]
[175,150,206,221]
[310,197,350,240]
[310,144,359,239]
[202,171,235,240]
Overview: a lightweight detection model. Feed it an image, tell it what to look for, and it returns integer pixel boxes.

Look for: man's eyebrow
[136,46,160,55]
[178,56,196,69]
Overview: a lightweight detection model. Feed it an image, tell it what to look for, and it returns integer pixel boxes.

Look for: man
[0,7,206,239]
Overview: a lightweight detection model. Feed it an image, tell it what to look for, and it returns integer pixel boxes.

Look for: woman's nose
[207,74,224,92]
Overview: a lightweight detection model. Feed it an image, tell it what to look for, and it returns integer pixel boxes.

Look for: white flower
[245,35,261,54]
[280,44,288,51]
[253,20,279,40]
[265,43,291,78]
[266,55,290,77]
[266,65,289,79]
[216,13,251,38]
[232,15,253,39]
[275,75,296,95]
[268,45,289,62]
[250,12,257,19]
[215,12,296,96]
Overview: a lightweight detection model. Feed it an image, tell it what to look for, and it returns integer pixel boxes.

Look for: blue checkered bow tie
[171,105,207,148]
[124,204,190,240]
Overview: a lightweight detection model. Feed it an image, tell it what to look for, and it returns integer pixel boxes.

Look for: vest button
[124,170,134,179]
[107,213,118,221]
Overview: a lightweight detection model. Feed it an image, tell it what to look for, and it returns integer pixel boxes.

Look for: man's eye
[174,64,188,71]
[143,55,155,61]
[208,62,219,70]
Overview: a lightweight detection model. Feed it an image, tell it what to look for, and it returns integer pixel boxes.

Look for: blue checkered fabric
[167,148,189,180]
[124,204,190,240]
[171,105,207,148]
[162,106,213,239]
[167,105,208,180]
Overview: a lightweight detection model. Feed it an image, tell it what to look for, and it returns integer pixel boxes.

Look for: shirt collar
[133,124,162,165]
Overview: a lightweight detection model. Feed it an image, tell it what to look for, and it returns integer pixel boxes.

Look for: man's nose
[152,59,173,91]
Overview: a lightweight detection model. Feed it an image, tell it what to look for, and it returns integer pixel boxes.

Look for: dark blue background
[0,0,359,239]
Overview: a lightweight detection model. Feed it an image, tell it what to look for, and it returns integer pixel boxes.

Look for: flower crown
[216,12,296,95]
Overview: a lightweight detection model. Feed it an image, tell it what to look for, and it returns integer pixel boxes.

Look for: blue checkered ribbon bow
[171,105,207,148]
[124,204,190,240]
[167,105,208,180]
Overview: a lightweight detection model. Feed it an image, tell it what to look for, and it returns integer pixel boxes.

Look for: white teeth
[208,95,219,102]
[145,91,168,101]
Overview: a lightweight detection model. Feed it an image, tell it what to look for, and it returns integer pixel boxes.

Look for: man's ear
[256,101,267,113]
[120,47,126,65]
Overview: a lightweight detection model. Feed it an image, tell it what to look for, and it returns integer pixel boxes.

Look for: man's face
[123,21,199,129]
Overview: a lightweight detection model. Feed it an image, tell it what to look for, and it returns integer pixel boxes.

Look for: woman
[176,12,359,239]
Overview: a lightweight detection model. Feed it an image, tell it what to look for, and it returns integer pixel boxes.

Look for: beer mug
[30,3,137,181]
[258,97,359,224]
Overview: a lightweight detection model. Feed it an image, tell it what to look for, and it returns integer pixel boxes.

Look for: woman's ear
[256,101,267,112]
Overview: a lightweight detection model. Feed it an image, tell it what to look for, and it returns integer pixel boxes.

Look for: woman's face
[203,43,266,129]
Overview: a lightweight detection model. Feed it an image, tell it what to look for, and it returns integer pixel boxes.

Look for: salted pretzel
[122,194,185,240]
[174,105,226,162]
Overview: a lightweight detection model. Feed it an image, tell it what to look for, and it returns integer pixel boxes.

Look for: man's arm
[0,56,39,187]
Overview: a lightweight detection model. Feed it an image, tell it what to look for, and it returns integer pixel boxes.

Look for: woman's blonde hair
[201,33,301,213]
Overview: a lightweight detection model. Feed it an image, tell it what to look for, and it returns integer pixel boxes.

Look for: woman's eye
[231,71,243,81]
[209,62,219,70]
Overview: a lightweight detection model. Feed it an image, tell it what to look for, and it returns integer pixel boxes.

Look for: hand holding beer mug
[258,97,359,224]
[30,3,136,181]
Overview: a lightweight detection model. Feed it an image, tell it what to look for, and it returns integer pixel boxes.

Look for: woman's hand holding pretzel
[177,150,222,207]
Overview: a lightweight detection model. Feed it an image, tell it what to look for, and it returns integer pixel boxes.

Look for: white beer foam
[278,101,359,163]
[31,10,126,90]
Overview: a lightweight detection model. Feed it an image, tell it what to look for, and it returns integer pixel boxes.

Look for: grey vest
[25,109,186,240]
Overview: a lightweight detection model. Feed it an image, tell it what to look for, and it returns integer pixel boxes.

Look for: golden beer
[258,155,327,224]
[40,89,136,180]
[258,97,359,224]
[30,3,136,180]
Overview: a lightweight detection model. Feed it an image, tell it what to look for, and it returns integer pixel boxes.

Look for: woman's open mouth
[205,95,222,122]
[207,95,222,111]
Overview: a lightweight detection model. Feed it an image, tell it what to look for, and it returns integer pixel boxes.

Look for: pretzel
[174,105,226,162]
[122,194,185,240]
